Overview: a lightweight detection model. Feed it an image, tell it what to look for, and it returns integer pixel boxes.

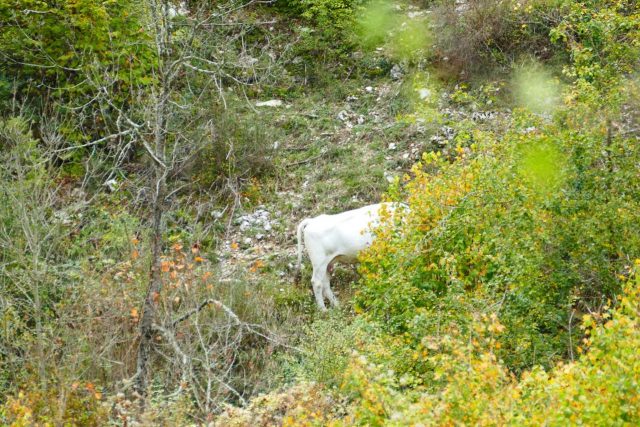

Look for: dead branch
[172,298,237,327]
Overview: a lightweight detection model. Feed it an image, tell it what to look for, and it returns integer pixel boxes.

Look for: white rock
[388,143,397,150]
[418,88,431,100]
[337,110,350,121]
[70,188,86,200]
[390,64,404,80]
[365,86,374,93]
[384,171,395,183]
[238,55,258,68]
[441,126,455,139]
[167,1,188,18]
[455,0,469,13]
[53,210,72,225]
[256,99,283,107]
[103,178,118,192]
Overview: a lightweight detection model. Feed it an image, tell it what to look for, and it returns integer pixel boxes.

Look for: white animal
[296,202,407,311]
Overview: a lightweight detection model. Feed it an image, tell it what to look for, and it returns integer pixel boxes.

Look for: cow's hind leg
[311,264,329,311]
[323,260,339,308]
[323,284,339,308]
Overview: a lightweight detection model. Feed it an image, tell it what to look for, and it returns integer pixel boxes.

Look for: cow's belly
[332,254,358,264]
[320,230,373,259]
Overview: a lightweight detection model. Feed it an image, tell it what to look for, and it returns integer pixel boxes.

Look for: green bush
[432,0,569,74]
[318,266,640,425]
[191,108,280,196]
[274,0,366,83]
[352,0,640,374]
[278,315,377,389]
[0,0,153,97]
[551,0,640,95]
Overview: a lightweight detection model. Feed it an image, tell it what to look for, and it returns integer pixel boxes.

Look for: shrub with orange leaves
[357,115,581,372]
[215,382,343,427]
[357,83,640,372]
[1,385,108,426]
[318,264,640,425]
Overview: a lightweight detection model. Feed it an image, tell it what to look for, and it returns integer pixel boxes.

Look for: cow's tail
[295,218,311,283]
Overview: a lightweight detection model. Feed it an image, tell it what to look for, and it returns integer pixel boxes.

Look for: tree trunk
[133,0,171,404]
[134,92,169,403]
[134,165,166,401]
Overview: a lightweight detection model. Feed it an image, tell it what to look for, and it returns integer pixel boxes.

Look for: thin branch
[52,130,134,153]
[620,127,639,136]
[183,62,218,75]
[287,149,329,167]
[151,324,191,395]
[141,138,168,169]
[172,298,238,327]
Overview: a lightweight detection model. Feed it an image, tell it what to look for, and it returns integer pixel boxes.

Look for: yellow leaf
[130,308,138,318]
[250,259,265,272]
[131,249,139,260]
[172,243,183,251]
[194,256,204,263]
[604,320,614,329]
[231,242,239,251]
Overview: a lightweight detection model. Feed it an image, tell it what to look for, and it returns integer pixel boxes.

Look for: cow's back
[304,203,389,258]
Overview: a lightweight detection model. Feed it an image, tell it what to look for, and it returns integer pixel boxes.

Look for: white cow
[295,202,407,310]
